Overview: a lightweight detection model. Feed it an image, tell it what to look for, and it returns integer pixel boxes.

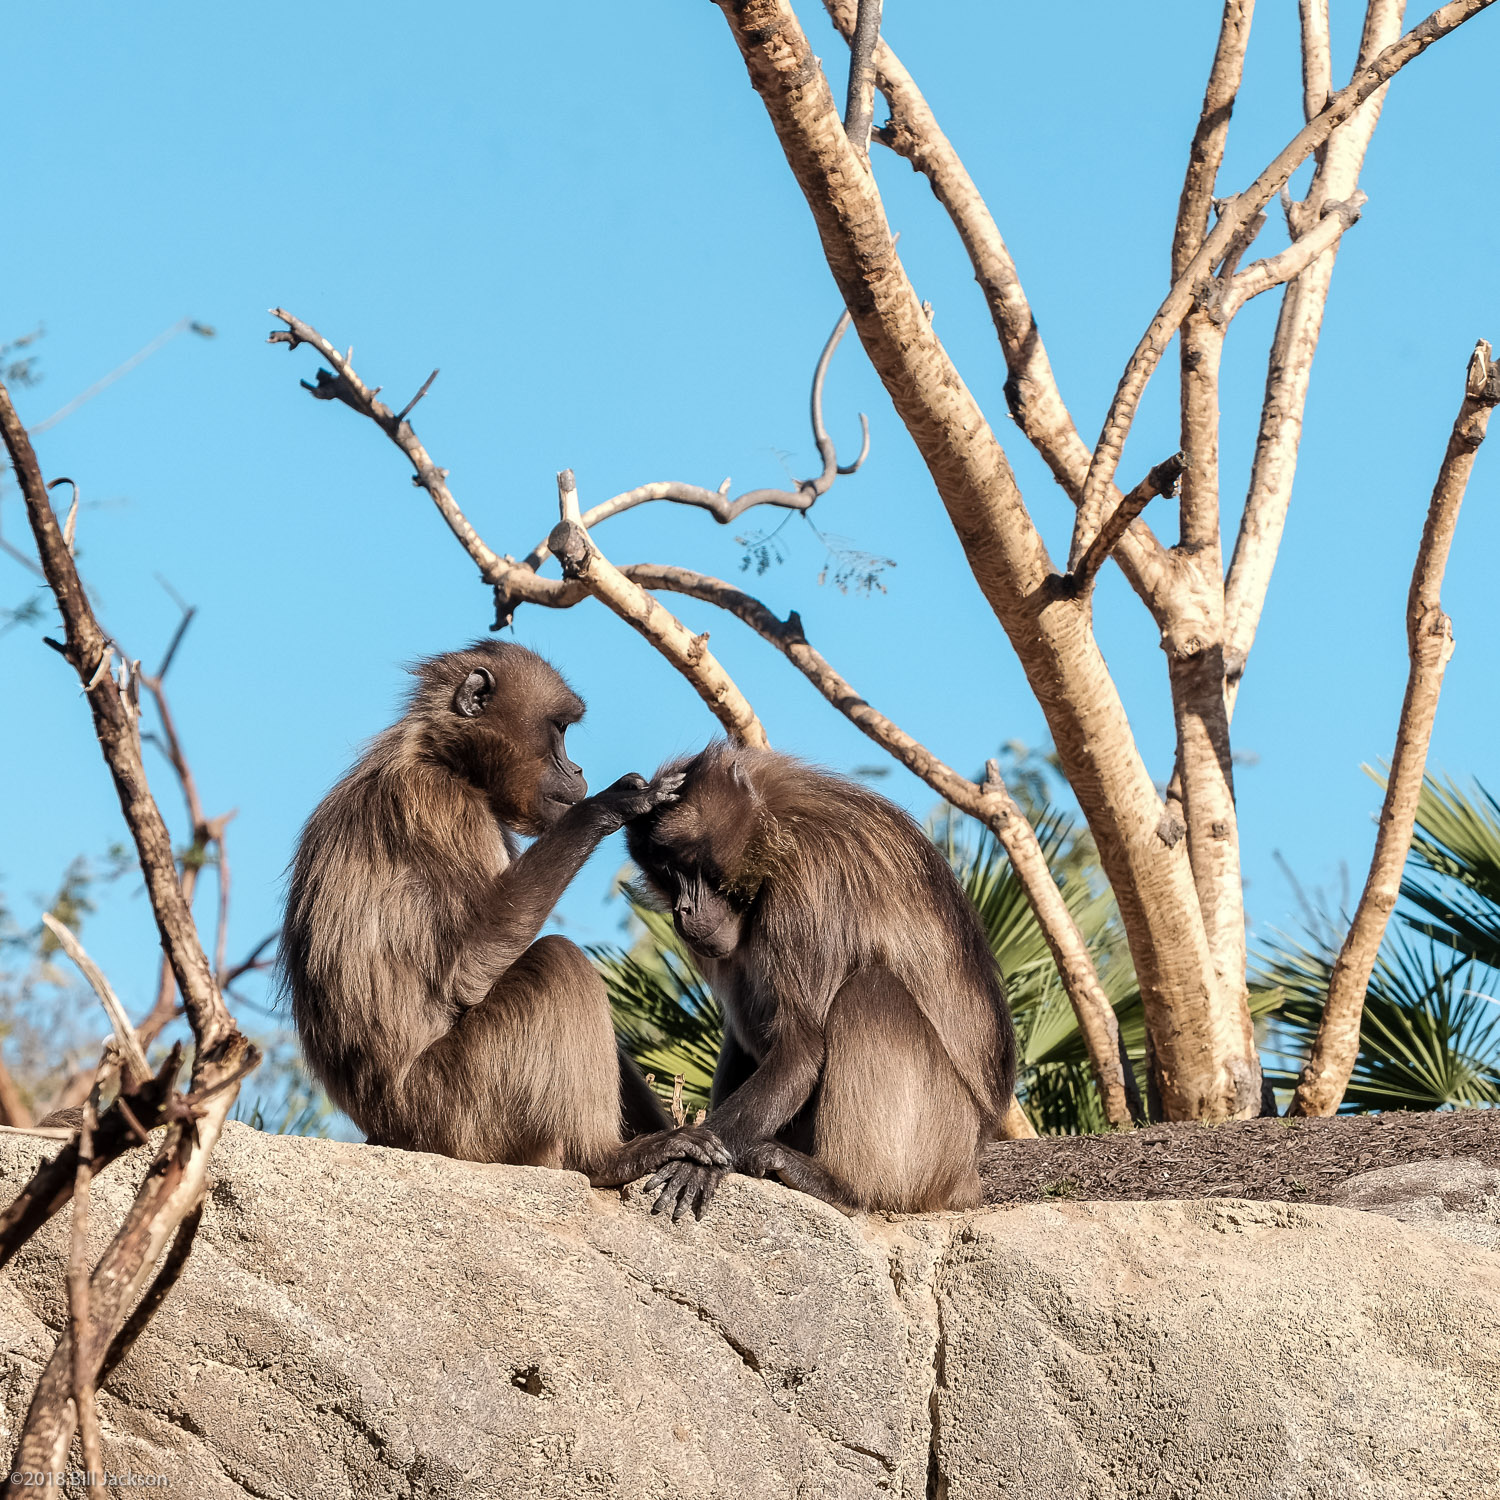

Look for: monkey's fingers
[672,1127,731,1169]
[646,1160,698,1219]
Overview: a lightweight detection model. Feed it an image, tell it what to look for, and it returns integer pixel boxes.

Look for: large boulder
[0,1125,1497,1498]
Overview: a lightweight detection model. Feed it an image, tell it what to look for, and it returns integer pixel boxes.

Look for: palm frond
[592,903,723,1112]
[1400,774,1500,970]
[1258,928,1500,1111]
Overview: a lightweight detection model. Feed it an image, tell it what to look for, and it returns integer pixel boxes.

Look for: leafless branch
[38,915,152,1086]
[271,305,869,635]
[28,318,215,436]
[827,0,1175,617]
[0,370,257,1479]
[1072,0,1494,568]
[395,368,439,424]
[1172,1,1256,284]
[1066,456,1184,594]
[1300,0,1333,123]
[1221,194,1364,316]
[66,1078,107,1486]
[1224,0,1407,714]
[842,0,883,160]
[516,307,869,576]
[548,472,768,748]
[268,309,503,580]
[1290,338,1499,1116]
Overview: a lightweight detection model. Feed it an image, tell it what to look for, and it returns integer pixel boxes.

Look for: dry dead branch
[0,372,258,1483]
[1290,339,1500,1116]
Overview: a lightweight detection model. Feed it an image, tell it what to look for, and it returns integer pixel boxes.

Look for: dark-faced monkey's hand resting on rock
[627,743,1018,1219]
[279,642,728,1187]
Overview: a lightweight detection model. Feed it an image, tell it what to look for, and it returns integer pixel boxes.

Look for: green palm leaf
[1400,774,1500,970]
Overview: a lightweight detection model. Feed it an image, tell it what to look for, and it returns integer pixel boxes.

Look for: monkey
[278,641,729,1187]
[624,742,1017,1219]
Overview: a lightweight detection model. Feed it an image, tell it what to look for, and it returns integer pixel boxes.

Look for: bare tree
[0,378,258,1485]
[270,0,1495,1123]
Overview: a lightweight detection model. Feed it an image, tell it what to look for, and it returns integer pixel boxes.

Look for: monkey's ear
[453,667,495,718]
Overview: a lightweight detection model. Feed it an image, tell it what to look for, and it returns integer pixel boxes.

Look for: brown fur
[627,743,1017,1214]
[279,643,713,1183]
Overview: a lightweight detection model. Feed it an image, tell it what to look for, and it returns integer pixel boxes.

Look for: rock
[0,1125,1496,1499]
[1330,1157,1500,1252]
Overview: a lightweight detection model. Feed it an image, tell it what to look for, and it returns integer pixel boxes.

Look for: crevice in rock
[925,1232,956,1500]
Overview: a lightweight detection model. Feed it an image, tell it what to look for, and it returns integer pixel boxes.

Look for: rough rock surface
[0,1125,1497,1499]
[1330,1156,1500,1252]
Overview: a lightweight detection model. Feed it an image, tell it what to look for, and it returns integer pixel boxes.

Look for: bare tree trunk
[1290,341,1499,1116]
[715,0,1253,1119]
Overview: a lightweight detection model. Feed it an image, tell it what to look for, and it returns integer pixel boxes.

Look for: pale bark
[824,0,1174,620]
[717,0,1247,1119]
[1172,1,1256,284]
[1172,309,1251,1050]
[1224,1,1408,714]
[1289,340,1499,1116]
[1073,0,1493,564]
[549,477,768,749]
[999,1098,1039,1140]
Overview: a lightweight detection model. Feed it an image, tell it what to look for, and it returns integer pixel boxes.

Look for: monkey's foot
[643,1159,725,1222]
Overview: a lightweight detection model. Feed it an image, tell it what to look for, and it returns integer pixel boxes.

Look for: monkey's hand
[587,771,685,833]
[644,1159,726,1222]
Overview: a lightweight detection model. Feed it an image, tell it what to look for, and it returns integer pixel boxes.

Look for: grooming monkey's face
[428,645,588,835]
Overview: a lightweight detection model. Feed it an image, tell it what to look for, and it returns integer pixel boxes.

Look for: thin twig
[1066,456,1184,593]
[515,307,869,576]
[395,369,439,423]
[40,915,152,1087]
[1290,339,1500,1115]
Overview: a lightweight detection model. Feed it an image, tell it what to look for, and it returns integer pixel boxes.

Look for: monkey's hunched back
[730,751,1015,1127]
[280,677,509,1138]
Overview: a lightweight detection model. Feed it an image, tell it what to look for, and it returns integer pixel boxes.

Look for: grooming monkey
[280,642,727,1184]
[626,743,1017,1217]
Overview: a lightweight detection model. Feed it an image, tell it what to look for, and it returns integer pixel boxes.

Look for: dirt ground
[980,1107,1500,1205]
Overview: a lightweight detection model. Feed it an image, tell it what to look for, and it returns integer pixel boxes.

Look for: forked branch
[517,308,869,578]
[549,472,769,748]
[1290,339,1500,1117]
[1072,0,1494,568]
[825,0,1175,618]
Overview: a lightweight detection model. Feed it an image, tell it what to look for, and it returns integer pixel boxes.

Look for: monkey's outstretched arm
[697,1017,825,1157]
[457,773,679,1002]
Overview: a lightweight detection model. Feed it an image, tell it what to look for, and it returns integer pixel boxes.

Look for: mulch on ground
[979,1107,1500,1205]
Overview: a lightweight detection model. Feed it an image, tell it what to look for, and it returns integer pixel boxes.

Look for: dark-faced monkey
[626,743,1017,1218]
[279,642,728,1186]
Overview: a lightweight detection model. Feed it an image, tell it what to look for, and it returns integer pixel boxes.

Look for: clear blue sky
[3,4,1497,1072]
